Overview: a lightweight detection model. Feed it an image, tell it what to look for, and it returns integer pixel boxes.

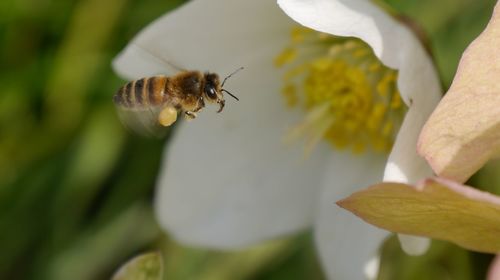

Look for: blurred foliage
[112,252,163,280]
[0,0,497,279]
[379,236,474,280]
[0,0,181,279]
[384,0,497,87]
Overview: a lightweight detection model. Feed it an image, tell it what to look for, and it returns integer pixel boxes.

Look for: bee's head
[203,72,222,102]
[204,68,242,113]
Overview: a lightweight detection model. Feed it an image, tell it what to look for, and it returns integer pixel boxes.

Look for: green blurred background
[0,0,497,279]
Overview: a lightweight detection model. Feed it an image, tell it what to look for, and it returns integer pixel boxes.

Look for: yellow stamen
[282,84,298,107]
[275,28,407,155]
[291,26,312,43]
[274,47,297,67]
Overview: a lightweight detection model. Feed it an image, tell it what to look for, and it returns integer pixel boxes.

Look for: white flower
[113,0,442,279]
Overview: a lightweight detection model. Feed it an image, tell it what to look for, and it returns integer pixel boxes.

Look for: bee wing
[113,43,186,79]
[115,105,170,138]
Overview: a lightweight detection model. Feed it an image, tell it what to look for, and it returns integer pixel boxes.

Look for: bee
[113,67,242,136]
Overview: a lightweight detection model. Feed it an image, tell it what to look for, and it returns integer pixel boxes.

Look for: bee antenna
[222,89,239,101]
[221,67,244,87]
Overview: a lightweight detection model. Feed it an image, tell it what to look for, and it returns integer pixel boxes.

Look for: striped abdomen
[113,76,169,108]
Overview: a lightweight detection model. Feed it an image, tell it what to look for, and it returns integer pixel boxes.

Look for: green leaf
[338,177,500,254]
[112,252,163,280]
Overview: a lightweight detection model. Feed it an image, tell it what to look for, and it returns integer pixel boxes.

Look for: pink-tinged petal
[488,255,500,280]
[418,2,500,183]
[338,177,500,254]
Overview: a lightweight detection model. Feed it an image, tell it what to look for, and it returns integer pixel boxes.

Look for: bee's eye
[205,84,217,99]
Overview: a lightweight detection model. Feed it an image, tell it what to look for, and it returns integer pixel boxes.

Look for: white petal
[126,0,330,248]
[384,107,434,255]
[315,152,389,279]
[277,0,442,107]
[384,106,435,183]
[156,106,329,248]
[277,0,441,181]
[113,0,297,79]
[277,1,442,257]
[397,234,431,256]
[364,256,381,280]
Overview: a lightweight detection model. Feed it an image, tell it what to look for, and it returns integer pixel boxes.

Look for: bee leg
[193,97,205,112]
[193,105,203,113]
[216,99,225,113]
[184,111,197,120]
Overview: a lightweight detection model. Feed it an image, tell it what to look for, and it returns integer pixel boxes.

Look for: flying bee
[113,68,242,136]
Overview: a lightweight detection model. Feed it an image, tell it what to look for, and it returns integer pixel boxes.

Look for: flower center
[275,27,406,155]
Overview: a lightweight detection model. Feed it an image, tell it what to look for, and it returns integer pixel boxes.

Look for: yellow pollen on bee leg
[158,107,178,126]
